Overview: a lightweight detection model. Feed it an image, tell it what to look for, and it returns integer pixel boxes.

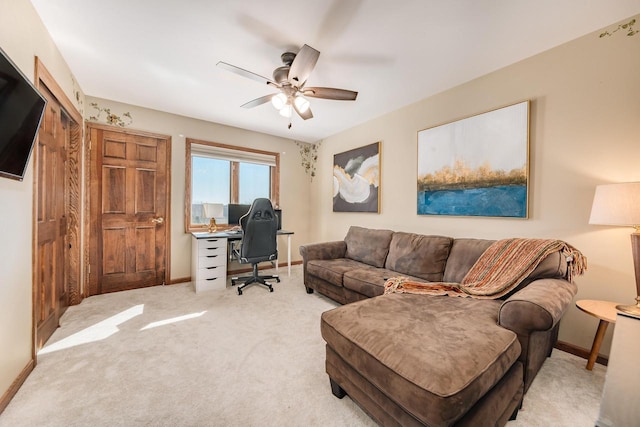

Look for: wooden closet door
[35,85,69,349]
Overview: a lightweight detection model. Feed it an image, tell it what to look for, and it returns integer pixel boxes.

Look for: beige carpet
[0,265,606,426]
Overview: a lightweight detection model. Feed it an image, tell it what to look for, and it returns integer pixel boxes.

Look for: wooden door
[35,85,69,348]
[33,58,83,352]
[88,125,170,295]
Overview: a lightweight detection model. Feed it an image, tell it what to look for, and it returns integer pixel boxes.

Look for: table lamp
[589,182,640,316]
[202,203,224,233]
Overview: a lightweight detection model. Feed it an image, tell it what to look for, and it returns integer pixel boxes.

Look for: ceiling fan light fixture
[294,95,310,113]
[279,104,293,118]
[219,44,357,126]
[271,93,287,110]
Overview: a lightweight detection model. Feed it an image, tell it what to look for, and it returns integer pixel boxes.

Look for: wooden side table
[575,299,619,370]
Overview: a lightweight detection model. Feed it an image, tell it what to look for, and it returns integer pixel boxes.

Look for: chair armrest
[299,241,347,262]
[498,278,578,334]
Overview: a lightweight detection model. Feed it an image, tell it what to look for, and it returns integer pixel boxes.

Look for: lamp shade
[589,182,640,227]
[202,203,224,219]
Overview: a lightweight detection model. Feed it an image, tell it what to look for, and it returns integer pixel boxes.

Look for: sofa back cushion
[443,238,569,284]
[344,226,394,267]
[385,232,453,281]
[526,251,568,280]
[443,239,495,283]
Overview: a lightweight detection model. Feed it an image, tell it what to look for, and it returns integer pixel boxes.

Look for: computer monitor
[228,203,251,225]
[274,209,282,230]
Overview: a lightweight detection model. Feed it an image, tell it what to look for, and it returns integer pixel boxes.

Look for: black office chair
[231,198,280,295]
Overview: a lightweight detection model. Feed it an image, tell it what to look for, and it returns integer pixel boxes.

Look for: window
[185,138,280,232]
[239,162,271,204]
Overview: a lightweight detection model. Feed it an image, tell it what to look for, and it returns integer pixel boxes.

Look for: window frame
[185,138,280,232]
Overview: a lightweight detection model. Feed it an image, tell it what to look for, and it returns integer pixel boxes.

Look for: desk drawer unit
[192,236,228,292]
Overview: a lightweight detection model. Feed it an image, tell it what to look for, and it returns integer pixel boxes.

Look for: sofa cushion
[343,267,388,298]
[443,238,568,287]
[342,264,423,298]
[343,267,427,299]
[306,258,364,287]
[527,251,567,280]
[321,294,520,426]
[385,232,452,281]
[443,238,494,283]
[344,226,394,268]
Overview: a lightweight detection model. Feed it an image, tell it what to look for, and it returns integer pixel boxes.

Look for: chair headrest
[241,198,276,225]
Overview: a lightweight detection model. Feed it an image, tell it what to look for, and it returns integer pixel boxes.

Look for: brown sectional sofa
[299,226,578,426]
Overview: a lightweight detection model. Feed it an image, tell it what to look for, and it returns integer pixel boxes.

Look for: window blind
[191,143,276,167]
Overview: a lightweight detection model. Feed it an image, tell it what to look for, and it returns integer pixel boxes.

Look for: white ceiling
[30,0,640,143]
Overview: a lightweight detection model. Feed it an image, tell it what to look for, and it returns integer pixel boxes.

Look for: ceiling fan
[217,44,358,124]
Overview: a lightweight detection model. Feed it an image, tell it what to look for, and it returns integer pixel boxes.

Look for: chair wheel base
[233,266,277,295]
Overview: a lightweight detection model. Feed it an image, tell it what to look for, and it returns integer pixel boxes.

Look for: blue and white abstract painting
[417,101,529,218]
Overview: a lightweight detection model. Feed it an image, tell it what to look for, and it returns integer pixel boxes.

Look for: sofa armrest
[498,278,578,334]
[299,241,347,262]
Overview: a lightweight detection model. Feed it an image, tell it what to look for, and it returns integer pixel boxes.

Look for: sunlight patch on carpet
[38,304,144,355]
[140,311,206,331]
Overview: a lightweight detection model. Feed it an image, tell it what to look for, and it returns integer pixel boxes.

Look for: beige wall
[0,0,84,402]
[85,97,312,281]
[311,15,640,356]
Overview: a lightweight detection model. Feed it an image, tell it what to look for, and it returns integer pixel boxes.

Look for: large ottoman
[321,294,524,426]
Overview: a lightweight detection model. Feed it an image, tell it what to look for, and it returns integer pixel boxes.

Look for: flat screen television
[0,46,47,181]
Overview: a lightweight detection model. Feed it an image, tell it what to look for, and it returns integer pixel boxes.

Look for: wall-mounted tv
[0,46,47,181]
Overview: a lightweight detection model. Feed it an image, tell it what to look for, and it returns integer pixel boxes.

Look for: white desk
[191,230,294,292]
[191,235,228,292]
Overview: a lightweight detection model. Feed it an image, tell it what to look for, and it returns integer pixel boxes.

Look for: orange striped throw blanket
[383,238,586,299]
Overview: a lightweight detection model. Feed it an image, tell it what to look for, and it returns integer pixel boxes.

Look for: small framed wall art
[417,100,529,218]
[333,141,380,213]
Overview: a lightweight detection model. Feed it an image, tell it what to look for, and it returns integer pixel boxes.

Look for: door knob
[151,217,164,224]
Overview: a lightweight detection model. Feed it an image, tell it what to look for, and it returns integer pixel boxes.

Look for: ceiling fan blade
[315,0,363,48]
[241,94,276,109]
[293,103,313,120]
[217,61,277,86]
[288,45,320,86]
[302,87,358,101]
